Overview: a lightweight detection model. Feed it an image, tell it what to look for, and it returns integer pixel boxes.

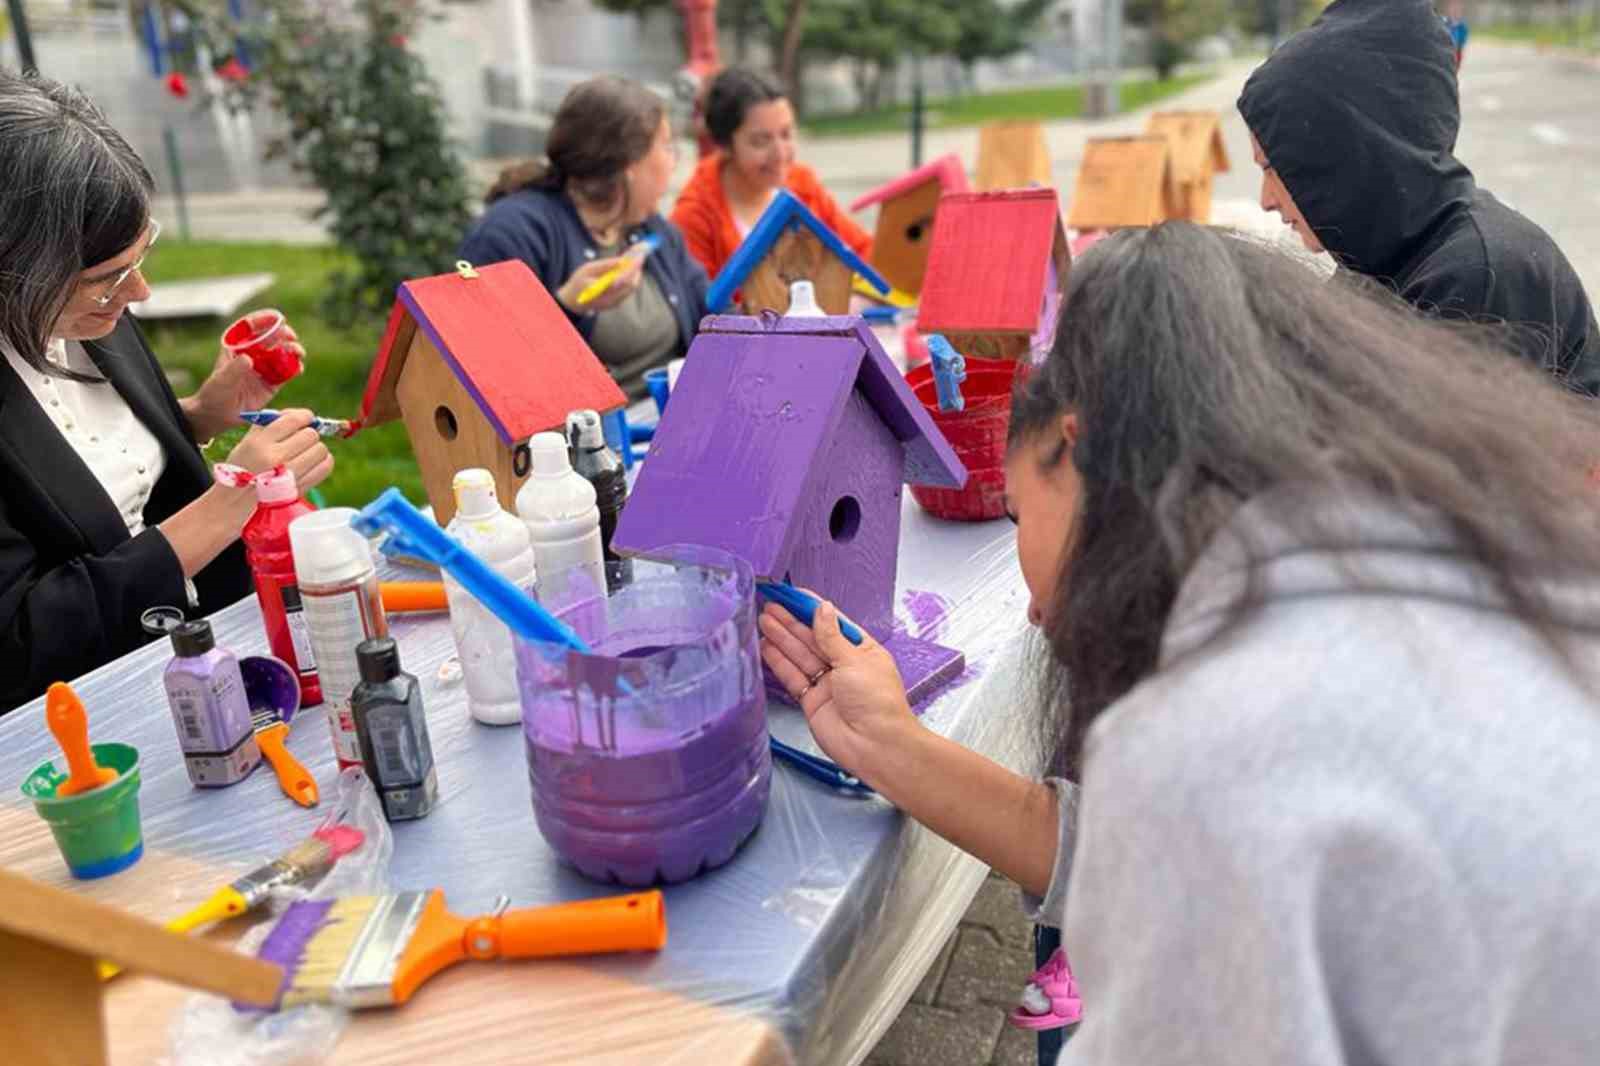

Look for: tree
[1126,0,1227,80]
[173,0,472,327]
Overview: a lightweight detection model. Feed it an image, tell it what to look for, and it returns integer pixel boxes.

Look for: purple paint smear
[899,589,953,643]
[242,896,334,1010]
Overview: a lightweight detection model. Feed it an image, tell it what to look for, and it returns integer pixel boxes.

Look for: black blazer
[0,316,252,712]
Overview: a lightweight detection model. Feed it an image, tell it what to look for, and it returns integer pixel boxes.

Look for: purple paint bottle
[162,621,261,787]
[517,545,770,886]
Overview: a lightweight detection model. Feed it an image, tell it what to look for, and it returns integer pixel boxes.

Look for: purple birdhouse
[612,313,971,704]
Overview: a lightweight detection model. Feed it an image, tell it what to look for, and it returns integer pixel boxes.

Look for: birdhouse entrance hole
[434,405,459,441]
[829,496,862,543]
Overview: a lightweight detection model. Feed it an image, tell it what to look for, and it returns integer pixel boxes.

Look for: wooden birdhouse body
[849,154,970,298]
[612,314,969,701]
[918,188,1071,364]
[1144,111,1230,223]
[358,260,628,526]
[706,190,890,317]
[976,121,1053,191]
[1067,136,1179,230]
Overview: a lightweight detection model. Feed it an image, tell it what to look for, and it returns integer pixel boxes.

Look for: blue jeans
[1034,923,1067,1065]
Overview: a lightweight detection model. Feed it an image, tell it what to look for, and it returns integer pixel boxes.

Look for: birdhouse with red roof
[918,188,1071,363]
[356,260,628,525]
[848,153,969,298]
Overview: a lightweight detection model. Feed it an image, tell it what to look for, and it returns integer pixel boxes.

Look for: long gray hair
[0,70,153,376]
[1010,222,1600,779]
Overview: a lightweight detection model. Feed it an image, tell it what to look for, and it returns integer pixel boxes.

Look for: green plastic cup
[19,742,144,880]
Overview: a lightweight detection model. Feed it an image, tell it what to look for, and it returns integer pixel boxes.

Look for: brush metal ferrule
[336,891,431,1008]
[230,859,297,909]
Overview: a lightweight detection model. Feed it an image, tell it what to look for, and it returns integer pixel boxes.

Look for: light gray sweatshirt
[1032,496,1600,1065]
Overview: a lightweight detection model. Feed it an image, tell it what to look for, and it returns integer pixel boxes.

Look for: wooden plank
[0,867,282,1006]
[870,179,945,297]
[395,332,525,527]
[739,229,854,316]
[0,927,110,1066]
[976,121,1052,191]
[1066,136,1173,230]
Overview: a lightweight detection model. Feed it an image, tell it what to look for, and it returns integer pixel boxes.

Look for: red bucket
[907,357,1021,521]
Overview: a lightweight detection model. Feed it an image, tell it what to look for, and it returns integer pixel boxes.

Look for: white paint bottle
[444,468,537,726]
[516,432,607,610]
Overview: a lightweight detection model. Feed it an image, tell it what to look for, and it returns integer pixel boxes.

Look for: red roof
[357,260,627,444]
[848,153,970,213]
[917,189,1066,335]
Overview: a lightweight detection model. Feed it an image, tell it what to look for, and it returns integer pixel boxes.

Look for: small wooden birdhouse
[1067,136,1180,231]
[918,188,1071,363]
[706,190,890,318]
[848,153,970,298]
[0,867,281,1066]
[1144,110,1230,223]
[612,314,969,702]
[976,120,1053,191]
[357,260,628,526]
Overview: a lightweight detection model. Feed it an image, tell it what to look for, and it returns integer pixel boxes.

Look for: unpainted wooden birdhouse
[0,867,281,1066]
[612,313,969,703]
[976,120,1053,191]
[1066,135,1181,231]
[917,188,1072,364]
[706,190,889,318]
[1144,110,1231,223]
[848,153,970,299]
[356,260,628,526]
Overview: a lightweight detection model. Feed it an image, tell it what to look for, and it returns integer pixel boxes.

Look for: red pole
[678,0,721,159]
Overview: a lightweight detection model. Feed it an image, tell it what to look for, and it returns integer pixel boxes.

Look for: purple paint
[239,655,303,724]
[516,547,770,885]
[162,621,261,788]
[244,897,334,1010]
[900,589,953,642]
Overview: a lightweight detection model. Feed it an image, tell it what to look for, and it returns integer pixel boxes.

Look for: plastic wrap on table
[0,493,1031,1065]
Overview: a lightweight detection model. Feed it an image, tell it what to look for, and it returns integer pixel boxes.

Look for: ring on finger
[805,666,830,686]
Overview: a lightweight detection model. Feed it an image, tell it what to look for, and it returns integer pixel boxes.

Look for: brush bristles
[279,836,334,878]
[256,895,375,1008]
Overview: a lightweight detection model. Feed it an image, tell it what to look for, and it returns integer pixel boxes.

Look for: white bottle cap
[667,357,686,391]
[528,431,573,477]
[289,508,375,588]
[566,409,606,450]
[452,468,500,519]
[253,465,299,505]
[786,280,825,318]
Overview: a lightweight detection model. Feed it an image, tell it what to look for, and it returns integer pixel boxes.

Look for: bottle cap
[528,431,574,477]
[452,468,500,519]
[356,637,402,684]
[667,357,686,392]
[786,280,825,318]
[171,620,215,658]
[565,410,606,451]
[253,465,299,505]
[289,508,376,588]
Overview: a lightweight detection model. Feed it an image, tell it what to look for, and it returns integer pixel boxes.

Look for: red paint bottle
[240,466,323,706]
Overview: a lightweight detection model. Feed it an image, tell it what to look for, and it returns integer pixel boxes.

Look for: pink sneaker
[1008,946,1082,1031]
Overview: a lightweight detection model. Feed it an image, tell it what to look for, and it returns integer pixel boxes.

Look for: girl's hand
[186,312,304,436]
[759,599,918,782]
[557,256,644,313]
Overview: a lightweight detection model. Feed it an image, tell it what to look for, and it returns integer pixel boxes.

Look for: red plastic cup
[223,310,303,386]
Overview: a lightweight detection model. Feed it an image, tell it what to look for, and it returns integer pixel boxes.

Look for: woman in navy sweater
[460,77,708,399]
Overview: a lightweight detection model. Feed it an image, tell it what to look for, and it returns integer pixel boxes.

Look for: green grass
[140,241,424,509]
[802,72,1215,138]
[1476,18,1597,49]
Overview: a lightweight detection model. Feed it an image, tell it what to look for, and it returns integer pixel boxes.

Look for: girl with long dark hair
[762,223,1600,1062]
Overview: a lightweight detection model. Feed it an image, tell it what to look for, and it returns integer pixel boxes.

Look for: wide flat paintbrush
[253,888,666,1009]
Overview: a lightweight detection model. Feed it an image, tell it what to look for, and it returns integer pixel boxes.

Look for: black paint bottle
[351,637,438,821]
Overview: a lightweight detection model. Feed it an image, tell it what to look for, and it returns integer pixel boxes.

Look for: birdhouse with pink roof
[917,188,1071,363]
[612,312,970,703]
[355,260,628,526]
[848,153,970,298]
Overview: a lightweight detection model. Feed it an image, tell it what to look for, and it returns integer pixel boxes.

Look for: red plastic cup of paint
[223,309,303,386]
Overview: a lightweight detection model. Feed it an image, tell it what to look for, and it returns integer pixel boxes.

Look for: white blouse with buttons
[2,338,167,537]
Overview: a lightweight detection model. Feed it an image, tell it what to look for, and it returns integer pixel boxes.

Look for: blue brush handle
[240,409,349,438]
[352,489,592,651]
[756,581,866,645]
[926,335,968,413]
[770,737,874,795]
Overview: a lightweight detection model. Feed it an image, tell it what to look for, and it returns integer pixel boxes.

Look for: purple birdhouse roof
[611,314,967,577]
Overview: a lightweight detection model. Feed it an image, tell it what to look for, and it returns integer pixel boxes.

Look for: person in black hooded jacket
[1239,0,1600,395]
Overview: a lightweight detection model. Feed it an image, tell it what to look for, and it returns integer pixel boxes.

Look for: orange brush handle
[380,581,448,613]
[472,891,667,961]
[46,682,116,796]
[255,722,318,807]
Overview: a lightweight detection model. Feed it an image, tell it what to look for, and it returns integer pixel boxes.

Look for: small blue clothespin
[927,334,967,413]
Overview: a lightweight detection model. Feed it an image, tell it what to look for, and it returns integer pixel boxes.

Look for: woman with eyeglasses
[459,76,707,400]
[0,72,333,713]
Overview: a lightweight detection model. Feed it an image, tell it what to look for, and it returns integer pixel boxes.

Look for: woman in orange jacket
[672,67,872,281]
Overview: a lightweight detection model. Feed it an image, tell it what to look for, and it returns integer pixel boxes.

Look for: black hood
[1238,0,1477,282]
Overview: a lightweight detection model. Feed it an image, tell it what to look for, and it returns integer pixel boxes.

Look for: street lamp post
[6,0,39,74]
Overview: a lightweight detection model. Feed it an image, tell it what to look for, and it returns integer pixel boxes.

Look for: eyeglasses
[85,219,161,307]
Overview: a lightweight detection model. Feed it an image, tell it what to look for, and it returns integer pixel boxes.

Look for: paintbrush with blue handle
[756,581,867,645]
